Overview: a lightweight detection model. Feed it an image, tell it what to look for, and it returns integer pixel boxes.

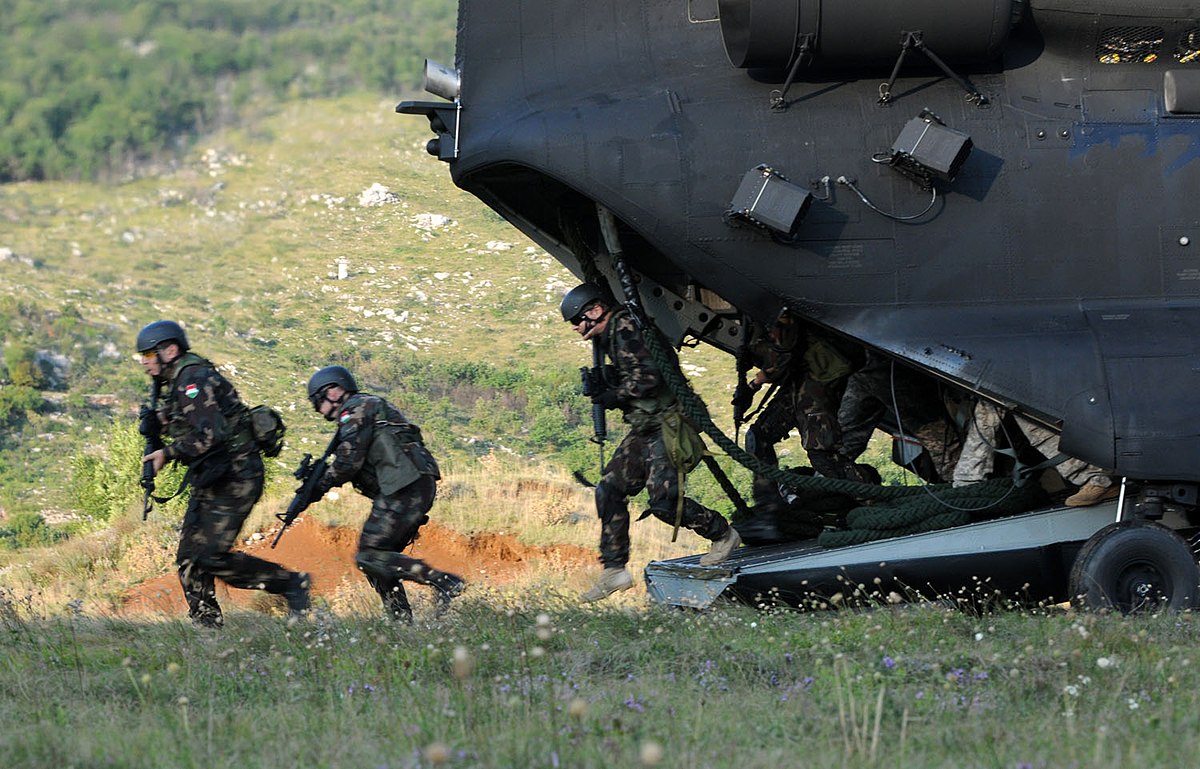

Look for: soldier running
[305,366,465,622]
[138,320,309,628]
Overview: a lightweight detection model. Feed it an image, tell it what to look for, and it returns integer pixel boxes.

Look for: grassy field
[4,588,1199,769]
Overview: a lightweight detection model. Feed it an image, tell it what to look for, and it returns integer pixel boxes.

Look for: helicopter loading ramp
[644,502,1123,610]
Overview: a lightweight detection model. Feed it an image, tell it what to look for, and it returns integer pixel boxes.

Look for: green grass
[2,590,1198,769]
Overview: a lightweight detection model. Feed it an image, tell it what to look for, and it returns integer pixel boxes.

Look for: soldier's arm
[163,367,222,462]
[319,398,375,490]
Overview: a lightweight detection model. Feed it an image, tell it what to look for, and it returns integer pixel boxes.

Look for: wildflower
[639,740,664,765]
[1097,656,1116,669]
[452,646,474,680]
[177,696,189,706]
[568,698,589,719]
[536,613,551,627]
[1127,698,1140,710]
[425,742,450,765]
[166,662,181,675]
[882,656,896,669]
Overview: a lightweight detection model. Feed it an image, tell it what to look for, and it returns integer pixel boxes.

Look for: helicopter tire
[1068,521,1200,614]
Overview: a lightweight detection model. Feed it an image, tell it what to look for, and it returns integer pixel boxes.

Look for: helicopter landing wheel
[1069,521,1200,613]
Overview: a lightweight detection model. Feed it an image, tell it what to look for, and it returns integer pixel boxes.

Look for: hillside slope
[0,95,743,526]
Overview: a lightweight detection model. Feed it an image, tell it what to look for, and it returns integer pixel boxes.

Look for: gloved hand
[591,389,621,410]
[138,404,161,438]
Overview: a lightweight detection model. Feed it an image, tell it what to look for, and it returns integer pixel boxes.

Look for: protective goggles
[309,385,334,411]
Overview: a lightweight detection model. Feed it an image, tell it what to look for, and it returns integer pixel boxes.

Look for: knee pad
[744,426,763,459]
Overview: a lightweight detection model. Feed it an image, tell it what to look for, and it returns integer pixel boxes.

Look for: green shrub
[0,511,63,549]
[70,418,189,523]
[0,384,42,422]
[2,342,42,388]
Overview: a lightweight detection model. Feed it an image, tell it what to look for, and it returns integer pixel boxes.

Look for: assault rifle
[272,434,337,548]
[579,338,609,475]
[731,314,755,439]
[139,381,163,520]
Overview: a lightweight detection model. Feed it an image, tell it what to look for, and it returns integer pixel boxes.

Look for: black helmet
[137,320,189,353]
[560,283,608,323]
[307,366,358,401]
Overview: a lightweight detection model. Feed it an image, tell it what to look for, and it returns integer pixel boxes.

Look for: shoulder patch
[339,411,352,424]
[183,383,200,399]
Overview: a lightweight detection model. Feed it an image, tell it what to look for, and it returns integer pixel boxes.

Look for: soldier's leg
[951,401,1005,486]
[746,393,799,508]
[186,454,301,599]
[355,477,463,618]
[644,434,731,542]
[592,432,650,569]
[797,377,863,481]
[1015,416,1113,491]
[176,493,223,627]
[837,372,887,462]
[912,418,964,484]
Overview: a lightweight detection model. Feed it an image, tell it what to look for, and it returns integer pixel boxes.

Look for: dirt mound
[121,516,594,616]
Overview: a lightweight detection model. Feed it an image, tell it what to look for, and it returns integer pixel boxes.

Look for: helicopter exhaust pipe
[423,59,460,102]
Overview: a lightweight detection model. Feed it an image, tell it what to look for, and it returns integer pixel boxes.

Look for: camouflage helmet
[137,320,189,353]
[307,366,358,401]
[560,283,608,323]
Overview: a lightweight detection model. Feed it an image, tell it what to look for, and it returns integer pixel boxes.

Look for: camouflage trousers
[177,451,298,627]
[838,374,963,483]
[952,401,1111,488]
[747,375,860,506]
[594,424,730,569]
[357,476,455,620]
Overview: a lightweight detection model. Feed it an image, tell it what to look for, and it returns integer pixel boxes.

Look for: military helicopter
[399,0,1200,612]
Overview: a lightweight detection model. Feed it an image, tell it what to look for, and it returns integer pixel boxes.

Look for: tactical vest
[350,394,441,498]
[163,352,254,454]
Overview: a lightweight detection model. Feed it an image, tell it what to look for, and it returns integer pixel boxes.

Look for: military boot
[1065,480,1119,507]
[430,571,467,611]
[699,527,742,566]
[580,567,634,603]
[284,572,311,618]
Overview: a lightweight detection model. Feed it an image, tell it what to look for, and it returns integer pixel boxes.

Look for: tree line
[0,0,456,182]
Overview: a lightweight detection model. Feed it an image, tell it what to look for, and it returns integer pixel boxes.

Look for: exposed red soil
[121,516,594,616]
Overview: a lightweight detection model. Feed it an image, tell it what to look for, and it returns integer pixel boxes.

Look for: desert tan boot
[1064,481,1119,507]
[580,567,634,603]
[699,527,742,566]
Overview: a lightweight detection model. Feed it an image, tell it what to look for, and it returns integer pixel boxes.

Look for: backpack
[248,405,287,457]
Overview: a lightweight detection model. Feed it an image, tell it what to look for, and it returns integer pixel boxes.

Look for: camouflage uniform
[159,353,303,628]
[746,321,863,509]
[952,400,1113,489]
[593,310,732,569]
[837,352,964,483]
[317,392,462,620]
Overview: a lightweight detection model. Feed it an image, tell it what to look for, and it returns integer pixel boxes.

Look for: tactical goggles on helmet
[309,384,335,411]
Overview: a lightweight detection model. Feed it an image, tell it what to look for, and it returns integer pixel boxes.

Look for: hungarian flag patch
[183,383,200,399]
